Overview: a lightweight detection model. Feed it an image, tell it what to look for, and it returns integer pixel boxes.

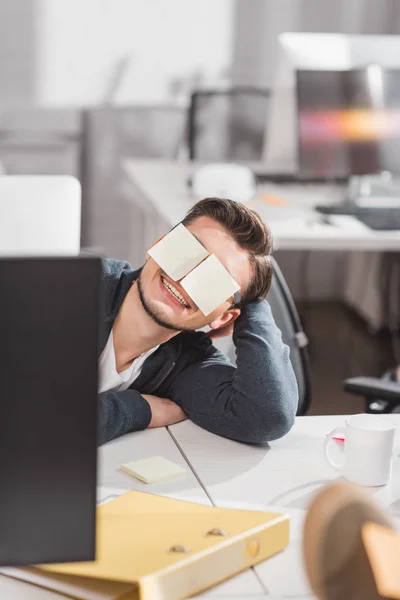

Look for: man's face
[137,216,252,332]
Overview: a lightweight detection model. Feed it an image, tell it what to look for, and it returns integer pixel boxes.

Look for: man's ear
[145,235,165,261]
[209,308,241,331]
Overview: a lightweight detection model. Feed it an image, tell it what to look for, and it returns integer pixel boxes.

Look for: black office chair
[187,87,270,162]
[344,252,400,414]
[116,105,186,158]
[344,369,400,414]
[268,259,312,416]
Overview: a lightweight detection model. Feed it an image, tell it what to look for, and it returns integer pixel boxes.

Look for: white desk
[97,427,208,505]
[0,428,266,599]
[169,415,400,599]
[2,416,400,599]
[122,160,400,253]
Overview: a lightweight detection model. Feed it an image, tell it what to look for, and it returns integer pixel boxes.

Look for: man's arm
[165,300,299,444]
[98,389,151,445]
[98,390,186,445]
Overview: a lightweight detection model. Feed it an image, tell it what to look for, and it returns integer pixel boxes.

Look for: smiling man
[98,197,298,445]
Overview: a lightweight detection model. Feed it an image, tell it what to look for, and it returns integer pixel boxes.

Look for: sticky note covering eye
[120,456,187,484]
[181,254,240,316]
[148,223,208,281]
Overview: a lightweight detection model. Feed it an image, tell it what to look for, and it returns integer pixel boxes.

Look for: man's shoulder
[101,258,137,280]
[101,258,141,319]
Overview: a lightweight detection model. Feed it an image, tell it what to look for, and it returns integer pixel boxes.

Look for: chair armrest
[343,377,400,404]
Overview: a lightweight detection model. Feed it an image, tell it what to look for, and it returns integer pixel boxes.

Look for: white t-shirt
[98,330,159,394]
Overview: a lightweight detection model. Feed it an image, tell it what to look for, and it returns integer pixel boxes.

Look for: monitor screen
[296,68,400,178]
[0,256,100,566]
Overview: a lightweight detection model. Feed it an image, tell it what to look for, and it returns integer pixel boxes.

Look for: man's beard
[137,273,195,332]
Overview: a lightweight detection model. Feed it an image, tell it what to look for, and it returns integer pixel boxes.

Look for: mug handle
[324,427,346,471]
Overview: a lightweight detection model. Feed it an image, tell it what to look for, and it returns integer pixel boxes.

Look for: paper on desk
[0,567,137,600]
[97,487,128,506]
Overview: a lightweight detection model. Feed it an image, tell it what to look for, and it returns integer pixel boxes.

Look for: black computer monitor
[296,67,400,178]
[0,256,100,566]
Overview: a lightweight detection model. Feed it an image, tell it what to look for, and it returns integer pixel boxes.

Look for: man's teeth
[162,277,189,307]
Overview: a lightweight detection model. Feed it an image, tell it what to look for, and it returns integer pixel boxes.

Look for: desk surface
[123,159,400,251]
[2,415,400,600]
[170,415,400,599]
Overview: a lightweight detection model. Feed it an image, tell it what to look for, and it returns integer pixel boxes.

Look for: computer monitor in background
[296,67,400,179]
[263,33,400,178]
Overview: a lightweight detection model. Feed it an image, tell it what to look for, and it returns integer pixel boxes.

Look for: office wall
[231,0,400,88]
[0,0,37,104]
[36,0,233,105]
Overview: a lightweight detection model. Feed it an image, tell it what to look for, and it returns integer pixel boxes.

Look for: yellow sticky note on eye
[120,456,187,484]
[181,254,240,316]
[148,224,208,281]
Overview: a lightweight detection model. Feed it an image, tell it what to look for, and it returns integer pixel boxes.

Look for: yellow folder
[2,491,289,600]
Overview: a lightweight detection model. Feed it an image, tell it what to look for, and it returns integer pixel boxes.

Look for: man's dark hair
[181,197,273,307]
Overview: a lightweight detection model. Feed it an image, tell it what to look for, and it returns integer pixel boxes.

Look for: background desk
[122,159,400,252]
[2,415,399,600]
[121,159,400,328]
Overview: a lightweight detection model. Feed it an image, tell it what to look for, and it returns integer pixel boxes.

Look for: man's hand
[142,394,187,428]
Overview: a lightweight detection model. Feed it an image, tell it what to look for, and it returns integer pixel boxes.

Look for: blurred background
[3,0,400,416]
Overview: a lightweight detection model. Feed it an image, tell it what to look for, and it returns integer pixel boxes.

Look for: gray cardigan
[98,259,299,445]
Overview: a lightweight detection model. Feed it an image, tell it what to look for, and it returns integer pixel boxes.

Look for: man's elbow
[243,410,295,444]
[263,409,296,442]
[247,368,299,444]
[238,390,298,445]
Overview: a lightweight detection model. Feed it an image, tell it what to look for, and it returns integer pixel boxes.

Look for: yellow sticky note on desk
[259,193,288,206]
[120,456,187,484]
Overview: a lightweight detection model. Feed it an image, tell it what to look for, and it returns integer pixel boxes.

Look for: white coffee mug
[324,414,396,487]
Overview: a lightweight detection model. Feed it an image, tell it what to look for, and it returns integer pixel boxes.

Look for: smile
[161,276,190,308]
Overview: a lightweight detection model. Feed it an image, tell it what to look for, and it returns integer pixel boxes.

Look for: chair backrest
[267,258,312,416]
[116,105,186,158]
[188,87,270,162]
